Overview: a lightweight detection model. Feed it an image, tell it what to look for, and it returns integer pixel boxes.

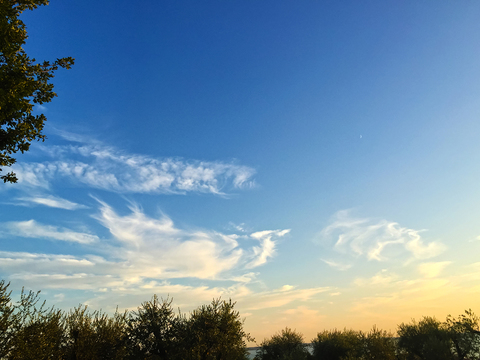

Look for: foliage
[255,327,311,360]
[5,287,65,360]
[0,281,16,358]
[311,328,362,360]
[185,298,253,360]
[311,327,396,360]
[64,305,128,360]
[126,295,181,360]
[445,309,480,360]
[0,0,74,183]
[362,326,396,360]
[397,316,452,360]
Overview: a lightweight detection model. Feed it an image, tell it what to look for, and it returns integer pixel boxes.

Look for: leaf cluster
[0,0,74,183]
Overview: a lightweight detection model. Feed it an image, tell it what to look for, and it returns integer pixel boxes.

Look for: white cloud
[322,259,352,271]
[94,201,246,279]
[229,222,247,232]
[0,201,288,293]
[15,195,87,210]
[405,237,447,260]
[11,142,256,195]
[320,210,446,262]
[2,220,98,244]
[246,229,290,268]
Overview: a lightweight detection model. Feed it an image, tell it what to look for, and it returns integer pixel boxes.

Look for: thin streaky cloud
[15,195,87,210]
[322,259,352,271]
[2,220,98,244]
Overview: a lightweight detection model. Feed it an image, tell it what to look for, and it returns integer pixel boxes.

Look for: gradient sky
[2,0,480,344]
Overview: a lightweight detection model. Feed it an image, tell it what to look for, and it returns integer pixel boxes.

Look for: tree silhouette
[0,0,74,183]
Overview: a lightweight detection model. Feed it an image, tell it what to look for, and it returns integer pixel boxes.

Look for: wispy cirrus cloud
[9,141,256,195]
[319,210,446,262]
[14,195,87,210]
[322,259,352,271]
[246,229,290,269]
[2,220,98,244]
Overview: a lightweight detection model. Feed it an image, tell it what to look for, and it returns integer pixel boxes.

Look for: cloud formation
[246,229,290,269]
[14,195,87,210]
[320,210,446,262]
[2,220,98,244]
[322,259,352,271]
[0,201,289,293]
[10,142,256,195]
[95,201,245,280]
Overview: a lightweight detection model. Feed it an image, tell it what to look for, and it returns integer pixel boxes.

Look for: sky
[2,0,480,344]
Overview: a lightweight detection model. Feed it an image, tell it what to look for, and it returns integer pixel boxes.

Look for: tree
[5,287,65,360]
[126,295,181,360]
[397,316,452,360]
[311,329,362,360]
[185,298,253,360]
[445,309,480,360]
[255,327,311,360]
[311,327,396,360]
[0,0,74,183]
[362,326,396,360]
[64,305,128,360]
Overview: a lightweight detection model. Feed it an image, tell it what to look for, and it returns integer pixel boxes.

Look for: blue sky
[2,0,480,343]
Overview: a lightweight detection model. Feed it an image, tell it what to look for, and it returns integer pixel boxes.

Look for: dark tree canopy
[256,327,311,360]
[186,298,253,360]
[0,0,74,183]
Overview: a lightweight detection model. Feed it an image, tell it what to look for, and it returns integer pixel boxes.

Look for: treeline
[256,313,480,360]
[0,280,251,360]
[1,280,480,360]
